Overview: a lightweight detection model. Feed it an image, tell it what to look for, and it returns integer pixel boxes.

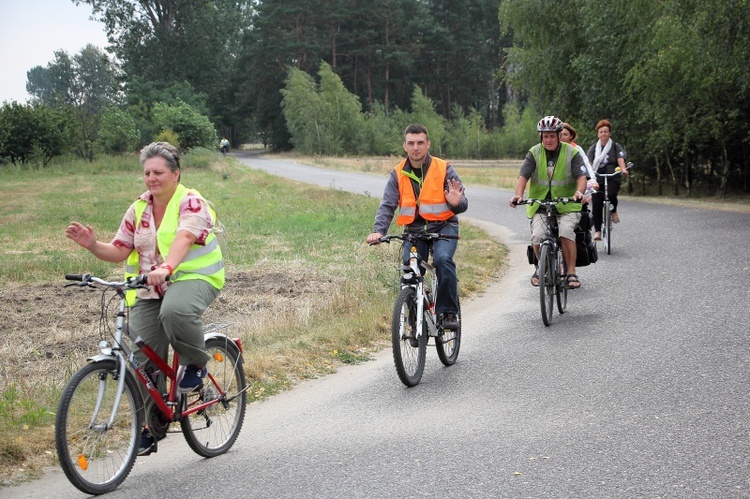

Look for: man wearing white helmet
[509,115,588,289]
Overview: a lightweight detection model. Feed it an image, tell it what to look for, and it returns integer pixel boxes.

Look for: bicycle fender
[204,332,245,361]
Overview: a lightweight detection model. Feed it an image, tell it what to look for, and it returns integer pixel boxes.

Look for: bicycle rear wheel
[55,359,142,495]
[538,243,555,327]
[436,298,461,366]
[180,336,247,457]
[391,287,427,387]
[556,249,567,314]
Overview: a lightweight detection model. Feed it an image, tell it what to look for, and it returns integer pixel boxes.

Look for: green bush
[152,101,217,149]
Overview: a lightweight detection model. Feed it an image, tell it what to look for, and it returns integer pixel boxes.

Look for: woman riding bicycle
[64,141,224,455]
[586,119,629,241]
[509,116,587,289]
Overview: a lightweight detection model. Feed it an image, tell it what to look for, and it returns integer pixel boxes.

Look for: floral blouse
[113,188,214,299]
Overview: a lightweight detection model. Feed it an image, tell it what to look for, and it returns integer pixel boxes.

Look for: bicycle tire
[604,203,612,255]
[180,336,247,457]
[556,248,567,314]
[538,243,555,327]
[55,359,142,495]
[391,287,427,387]
[435,298,461,366]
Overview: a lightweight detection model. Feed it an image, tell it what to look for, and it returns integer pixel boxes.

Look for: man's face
[403,132,430,167]
[542,131,559,152]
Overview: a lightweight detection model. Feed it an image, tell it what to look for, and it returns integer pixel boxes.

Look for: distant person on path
[587,119,629,240]
[366,123,467,330]
[220,137,230,154]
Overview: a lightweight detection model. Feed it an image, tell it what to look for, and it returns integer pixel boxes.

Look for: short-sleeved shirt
[113,189,214,299]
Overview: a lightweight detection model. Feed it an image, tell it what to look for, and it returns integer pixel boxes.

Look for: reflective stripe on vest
[527,143,581,217]
[124,184,224,305]
[396,157,453,226]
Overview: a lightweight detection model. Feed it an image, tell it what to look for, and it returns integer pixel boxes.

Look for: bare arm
[509,176,529,207]
[65,221,131,263]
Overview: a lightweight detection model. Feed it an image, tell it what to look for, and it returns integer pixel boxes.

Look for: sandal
[565,274,581,289]
[530,269,539,287]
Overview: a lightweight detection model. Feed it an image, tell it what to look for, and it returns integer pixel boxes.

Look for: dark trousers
[591,178,621,232]
[402,224,459,315]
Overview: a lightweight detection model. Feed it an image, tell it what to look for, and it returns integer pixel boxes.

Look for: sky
[0,0,109,104]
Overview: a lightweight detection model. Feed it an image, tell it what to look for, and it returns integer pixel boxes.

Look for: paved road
[10,152,750,498]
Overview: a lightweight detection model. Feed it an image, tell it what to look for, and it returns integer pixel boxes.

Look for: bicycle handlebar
[371,232,460,245]
[512,197,575,207]
[64,273,151,289]
[596,161,634,178]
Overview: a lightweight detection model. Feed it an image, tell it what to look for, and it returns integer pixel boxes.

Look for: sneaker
[442,312,460,330]
[611,212,620,223]
[179,365,207,393]
[138,428,156,456]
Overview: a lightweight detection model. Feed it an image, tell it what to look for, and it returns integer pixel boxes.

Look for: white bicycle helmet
[537,115,563,132]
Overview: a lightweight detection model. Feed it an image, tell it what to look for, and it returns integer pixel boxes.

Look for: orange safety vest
[395,157,454,226]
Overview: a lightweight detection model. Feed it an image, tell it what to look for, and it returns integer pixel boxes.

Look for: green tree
[26,44,119,161]
[79,0,251,134]
[281,62,364,155]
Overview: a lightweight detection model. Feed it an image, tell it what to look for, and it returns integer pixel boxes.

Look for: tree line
[1,0,747,197]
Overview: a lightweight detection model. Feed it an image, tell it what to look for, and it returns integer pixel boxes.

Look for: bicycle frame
[515,197,571,325]
[402,243,439,340]
[88,283,240,429]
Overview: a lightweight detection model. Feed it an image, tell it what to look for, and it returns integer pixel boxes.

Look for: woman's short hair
[595,119,612,132]
[562,123,577,141]
[140,142,181,172]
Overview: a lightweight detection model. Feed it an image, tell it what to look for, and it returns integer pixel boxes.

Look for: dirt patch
[0,269,322,384]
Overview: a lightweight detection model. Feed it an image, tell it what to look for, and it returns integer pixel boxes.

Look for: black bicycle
[514,198,573,326]
[374,232,461,387]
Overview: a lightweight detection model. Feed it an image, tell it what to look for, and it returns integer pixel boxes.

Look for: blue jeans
[402,224,459,315]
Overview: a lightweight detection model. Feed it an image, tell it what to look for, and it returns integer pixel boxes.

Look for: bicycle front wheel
[391,287,427,387]
[180,336,247,457]
[538,243,555,327]
[604,203,612,254]
[55,359,142,495]
[436,298,461,366]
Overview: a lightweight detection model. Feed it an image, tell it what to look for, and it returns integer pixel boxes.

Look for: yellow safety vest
[527,143,582,217]
[124,184,224,305]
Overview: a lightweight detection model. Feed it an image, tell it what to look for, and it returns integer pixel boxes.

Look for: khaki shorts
[531,211,581,245]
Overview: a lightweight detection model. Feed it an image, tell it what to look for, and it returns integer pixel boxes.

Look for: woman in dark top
[587,119,629,240]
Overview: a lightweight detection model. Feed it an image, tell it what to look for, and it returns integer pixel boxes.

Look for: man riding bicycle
[509,116,587,289]
[366,123,467,330]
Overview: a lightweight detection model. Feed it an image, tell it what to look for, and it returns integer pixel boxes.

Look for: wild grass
[0,152,507,484]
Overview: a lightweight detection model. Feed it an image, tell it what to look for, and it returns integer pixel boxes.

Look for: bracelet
[159,263,174,275]
[575,190,583,196]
